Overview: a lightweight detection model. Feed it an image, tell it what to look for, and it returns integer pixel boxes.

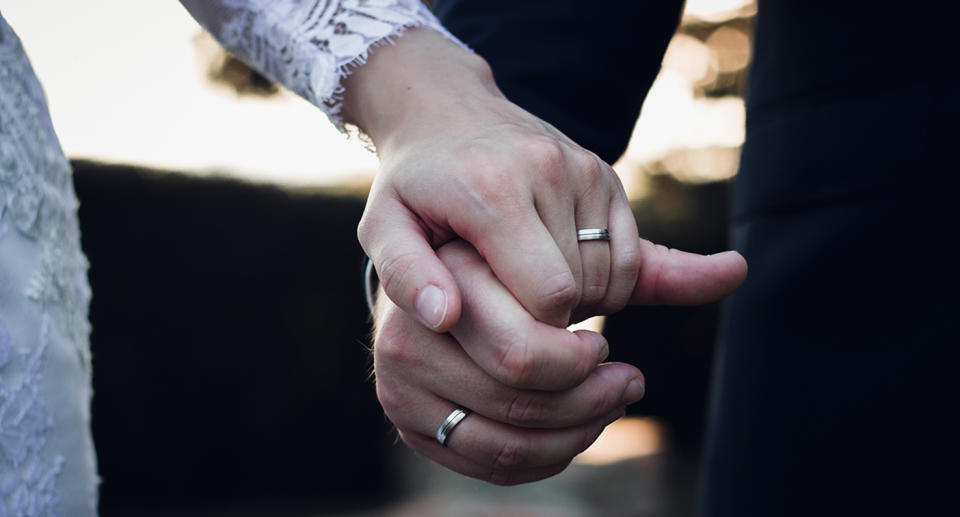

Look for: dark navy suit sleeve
[433,0,684,164]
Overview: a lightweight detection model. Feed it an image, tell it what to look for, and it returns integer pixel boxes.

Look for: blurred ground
[339,423,699,517]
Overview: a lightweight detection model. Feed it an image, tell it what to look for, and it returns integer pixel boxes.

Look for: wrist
[340,27,499,150]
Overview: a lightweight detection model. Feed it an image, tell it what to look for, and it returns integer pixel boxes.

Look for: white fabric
[184,0,467,129]
[3,2,457,513]
[1,13,98,516]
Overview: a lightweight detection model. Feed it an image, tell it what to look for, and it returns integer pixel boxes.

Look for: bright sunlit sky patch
[2,0,750,190]
[2,0,377,187]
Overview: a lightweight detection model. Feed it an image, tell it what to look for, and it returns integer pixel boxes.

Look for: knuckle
[376,251,419,301]
[470,169,513,204]
[373,318,417,369]
[492,436,530,470]
[460,151,518,194]
[588,383,620,418]
[434,241,459,262]
[572,150,604,184]
[356,200,396,252]
[454,167,524,225]
[524,135,566,171]
[524,137,569,189]
[567,341,598,385]
[503,393,548,427]
[374,377,407,418]
[597,244,642,314]
[580,282,607,308]
[615,242,643,278]
[356,212,374,248]
[435,239,474,266]
[536,270,579,315]
[493,331,539,387]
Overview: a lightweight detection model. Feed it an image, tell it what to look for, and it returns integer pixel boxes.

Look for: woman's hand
[345,28,644,331]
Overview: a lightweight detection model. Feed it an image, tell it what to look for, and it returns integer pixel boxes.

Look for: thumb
[358,197,462,332]
[630,239,748,306]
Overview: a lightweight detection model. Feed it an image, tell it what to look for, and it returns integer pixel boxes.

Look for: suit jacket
[435,1,958,515]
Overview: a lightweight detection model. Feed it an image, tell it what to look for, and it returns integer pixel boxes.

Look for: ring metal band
[363,256,377,313]
[577,228,610,242]
[436,407,470,446]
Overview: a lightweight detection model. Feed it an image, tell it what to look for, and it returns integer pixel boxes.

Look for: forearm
[340,27,498,152]
[180,0,466,127]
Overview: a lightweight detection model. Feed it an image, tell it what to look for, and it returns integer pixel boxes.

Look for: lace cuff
[185,0,468,130]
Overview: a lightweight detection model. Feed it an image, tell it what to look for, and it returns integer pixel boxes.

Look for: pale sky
[2,0,378,187]
[1,0,748,190]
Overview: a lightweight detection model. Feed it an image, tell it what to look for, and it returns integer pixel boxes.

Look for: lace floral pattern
[186,0,466,128]
[1,14,95,516]
[0,315,64,516]
[0,16,90,372]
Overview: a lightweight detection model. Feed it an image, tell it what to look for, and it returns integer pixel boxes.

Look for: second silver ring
[577,228,610,242]
[436,407,470,447]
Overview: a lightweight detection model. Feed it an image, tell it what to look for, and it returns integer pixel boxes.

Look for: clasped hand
[373,238,745,485]
[345,28,747,485]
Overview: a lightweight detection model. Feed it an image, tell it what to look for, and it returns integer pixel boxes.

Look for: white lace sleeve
[181,0,467,129]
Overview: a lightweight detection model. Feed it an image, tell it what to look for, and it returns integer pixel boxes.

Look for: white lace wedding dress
[0,2,458,514]
[1,13,98,516]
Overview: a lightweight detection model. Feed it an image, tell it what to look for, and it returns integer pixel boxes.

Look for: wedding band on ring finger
[577,228,610,242]
[436,407,470,447]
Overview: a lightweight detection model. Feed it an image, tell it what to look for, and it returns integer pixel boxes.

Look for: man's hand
[443,239,746,391]
[373,240,746,484]
[372,241,647,485]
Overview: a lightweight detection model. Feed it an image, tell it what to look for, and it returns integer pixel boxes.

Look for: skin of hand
[373,239,747,485]
[372,241,640,486]
[343,28,647,333]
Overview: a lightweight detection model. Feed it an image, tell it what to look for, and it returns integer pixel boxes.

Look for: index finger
[438,240,607,390]
[451,203,578,328]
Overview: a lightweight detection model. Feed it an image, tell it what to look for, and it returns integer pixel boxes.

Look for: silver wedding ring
[577,228,610,242]
[436,407,470,446]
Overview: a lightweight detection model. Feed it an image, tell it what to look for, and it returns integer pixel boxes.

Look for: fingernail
[415,285,447,330]
[622,378,646,405]
[597,343,610,363]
